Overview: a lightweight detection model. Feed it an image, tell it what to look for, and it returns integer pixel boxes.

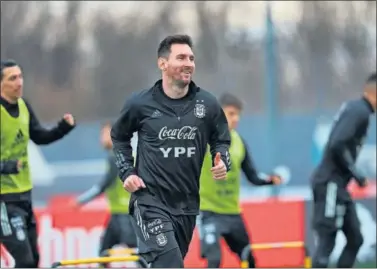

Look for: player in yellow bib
[72,122,137,267]
[0,60,75,267]
[198,93,282,268]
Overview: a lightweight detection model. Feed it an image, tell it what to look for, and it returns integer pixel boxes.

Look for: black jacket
[311,97,374,200]
[111,80,231,215]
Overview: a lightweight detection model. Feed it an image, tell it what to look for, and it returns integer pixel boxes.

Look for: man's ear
[157,57,167,71]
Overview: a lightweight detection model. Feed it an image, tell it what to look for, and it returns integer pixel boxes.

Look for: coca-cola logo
[158,126,197,140]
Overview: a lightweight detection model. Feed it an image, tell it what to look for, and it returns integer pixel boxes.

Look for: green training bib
[1,98,32,194]
[200,129,245,214]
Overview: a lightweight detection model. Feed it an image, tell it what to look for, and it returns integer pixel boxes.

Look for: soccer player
[71,121,137,267]
[111,34,231,268]
[0,59,75,267]
[311,72,376,268]
[198,93,282,268]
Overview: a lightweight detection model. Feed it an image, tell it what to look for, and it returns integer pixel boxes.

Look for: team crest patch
[10,216,26,241]
[156,233,168,246]
[194,103,206,118]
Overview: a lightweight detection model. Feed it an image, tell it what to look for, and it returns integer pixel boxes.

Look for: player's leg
[312,228,337,268]
[173,214,196,260]
[223,214,256,268]
[26,207,40,267]
[130,201,183,268]
[337,201,363,267]
[197,212,223,268]
[0,202,38,267]
[311,182,341,267]
[98,215,119,267]
[117,214,138,248]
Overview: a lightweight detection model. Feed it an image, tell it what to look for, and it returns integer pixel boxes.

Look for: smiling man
[0,59,75,268]
[111,34,231,268]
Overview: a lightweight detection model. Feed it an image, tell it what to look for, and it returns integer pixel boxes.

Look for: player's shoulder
[195,85,220,107]
[19,98,32,112]
[125,88,153,107]
[345,99,370,118]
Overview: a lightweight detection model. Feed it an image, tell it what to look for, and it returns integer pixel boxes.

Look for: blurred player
[311,72,376,268]
[71,121,137,267]
[0,59,75,267]
[198,93,282,268]
[111,34,231,268]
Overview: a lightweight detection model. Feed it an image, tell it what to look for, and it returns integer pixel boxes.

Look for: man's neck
[162,78,189,99]
[363,92,376,112]
[0,92,17,104]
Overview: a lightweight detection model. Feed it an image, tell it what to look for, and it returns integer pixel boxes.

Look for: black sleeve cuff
[57,119,75,134]
[120,168,137,182]
[3,160,19,174]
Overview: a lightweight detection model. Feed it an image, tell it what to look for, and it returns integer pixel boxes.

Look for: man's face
[162,44,195,88]
[365,83,377,112]
[0,65,23,102]
[223,105,241,130]
[100,124,112,150]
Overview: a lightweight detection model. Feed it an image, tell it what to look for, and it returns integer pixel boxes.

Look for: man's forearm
[77,157,119,205]
[112,140,136,181]
[77,185,103,205]
[30,121,74,145]
[336,148,366,185]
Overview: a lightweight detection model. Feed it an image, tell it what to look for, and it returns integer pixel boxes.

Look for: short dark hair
[219,93,243,110]
[1,59,18,81]
[157,34,193,58]
[366,72,376,84]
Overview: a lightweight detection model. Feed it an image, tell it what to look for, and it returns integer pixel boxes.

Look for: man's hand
[268,175,282,185]
[211,152,227,180]
[63,113,75,126]
[123,175,146,192]
[16,160,23,172]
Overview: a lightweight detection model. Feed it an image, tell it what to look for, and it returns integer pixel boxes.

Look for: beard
[174,78,190,89]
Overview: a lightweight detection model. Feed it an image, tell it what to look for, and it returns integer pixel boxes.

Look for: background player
[70,121,137,267]
[310,72,376,268]
[198,93,282,268]
[0,59,75,267]
[111,34,231,268]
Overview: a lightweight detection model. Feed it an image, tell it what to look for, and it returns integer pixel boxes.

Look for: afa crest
[194,103,206,119]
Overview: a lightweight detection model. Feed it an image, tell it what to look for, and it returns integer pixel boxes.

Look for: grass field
[356,262,377,268]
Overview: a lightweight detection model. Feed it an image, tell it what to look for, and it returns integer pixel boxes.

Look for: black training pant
[130,200,196,268]
[311,182,363,268]
[0,200,39,268]
[198,211,255,268]
[99,213,137,267]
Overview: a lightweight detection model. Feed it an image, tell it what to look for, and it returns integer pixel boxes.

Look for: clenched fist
[123,175,146,192]
[63,113,75,126]
[268,175,282,185]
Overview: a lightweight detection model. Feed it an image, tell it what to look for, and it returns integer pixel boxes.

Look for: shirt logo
[151,109,162,118]
[194,100,206,119]
[158,126,197,140]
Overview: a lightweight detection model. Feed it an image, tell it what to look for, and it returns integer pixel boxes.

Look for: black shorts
[130,199,196,264]
[312,182,360,234]
[198,211,250,257]
[0,200,39,267]
[100,214,137,253]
